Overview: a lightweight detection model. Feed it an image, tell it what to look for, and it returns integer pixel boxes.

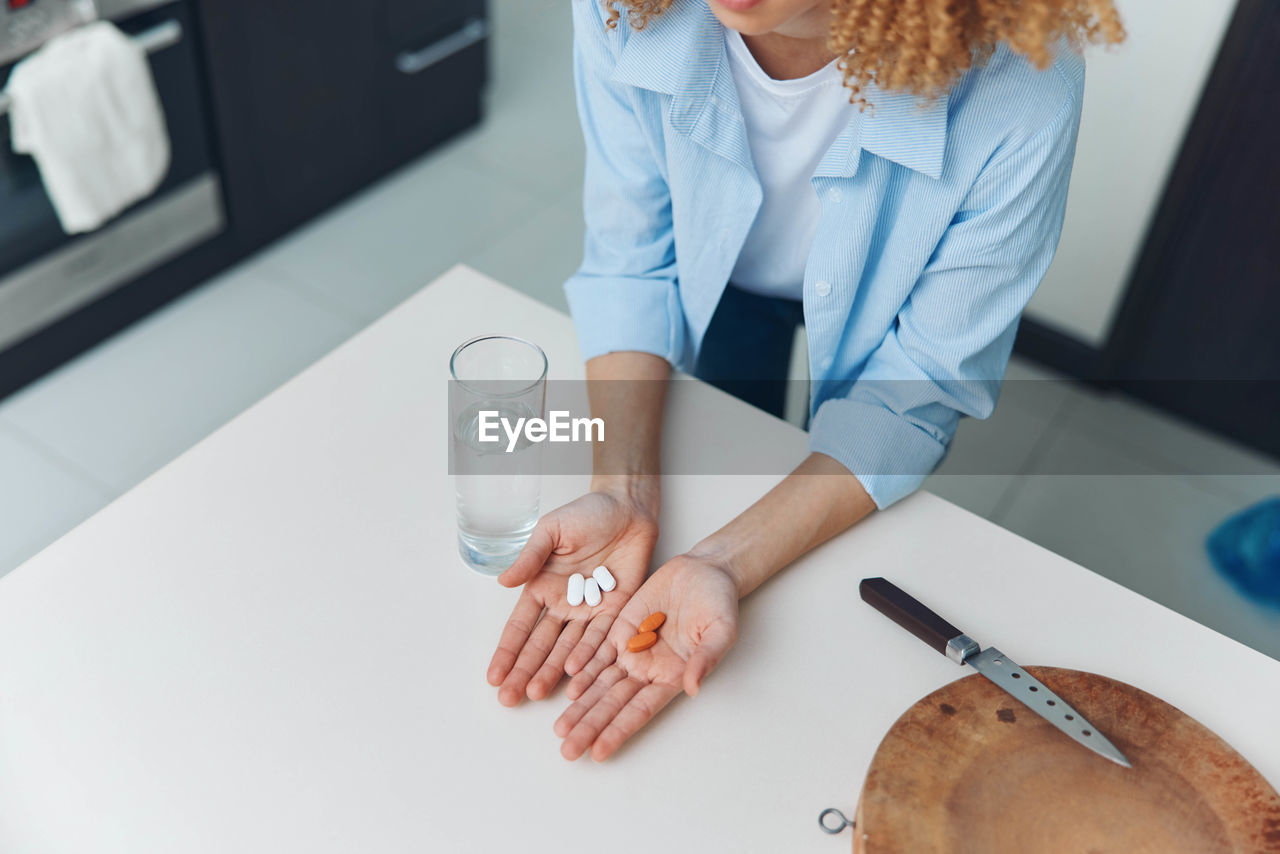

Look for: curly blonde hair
[604,0,1124,106]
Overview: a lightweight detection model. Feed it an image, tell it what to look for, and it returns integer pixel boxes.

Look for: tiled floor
[2,0,1278,660]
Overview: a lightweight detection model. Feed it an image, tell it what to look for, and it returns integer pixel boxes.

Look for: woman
[486,0,1123,760]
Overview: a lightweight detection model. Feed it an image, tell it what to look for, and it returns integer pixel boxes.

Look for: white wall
[1026,0,1238,347]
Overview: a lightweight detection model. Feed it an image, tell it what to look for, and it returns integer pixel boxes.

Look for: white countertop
[1,265,1277,853]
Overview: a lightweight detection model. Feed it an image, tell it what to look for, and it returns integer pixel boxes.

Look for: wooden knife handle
[859,577,967,658]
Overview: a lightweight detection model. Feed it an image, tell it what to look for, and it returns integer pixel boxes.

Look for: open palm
[554,555,740,761]
[486,490,657,705]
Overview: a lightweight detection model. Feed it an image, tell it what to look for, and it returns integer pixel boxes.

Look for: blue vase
[1206,496,1280,608]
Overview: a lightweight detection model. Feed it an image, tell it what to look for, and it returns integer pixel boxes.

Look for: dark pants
[693,284,805,420]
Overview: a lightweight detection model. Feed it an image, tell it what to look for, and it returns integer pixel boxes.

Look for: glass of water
[449,335,547,575]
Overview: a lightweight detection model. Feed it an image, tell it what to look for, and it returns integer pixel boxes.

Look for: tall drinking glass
[449,335,547,575]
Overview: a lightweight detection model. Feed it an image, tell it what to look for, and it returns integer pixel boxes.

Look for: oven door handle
[395,17,487,75]
[0,19,183,117]
[130,18,184,55]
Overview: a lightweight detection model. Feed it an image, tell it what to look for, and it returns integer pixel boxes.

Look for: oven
[0,0,223,353]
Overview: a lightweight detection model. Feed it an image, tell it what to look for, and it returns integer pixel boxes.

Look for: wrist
[590,473,661,519]
[686,534,764,599]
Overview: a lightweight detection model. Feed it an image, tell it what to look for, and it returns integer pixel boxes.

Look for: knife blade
[859,577,1130,768]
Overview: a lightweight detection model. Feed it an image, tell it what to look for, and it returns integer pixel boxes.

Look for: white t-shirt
[724,28,852,300]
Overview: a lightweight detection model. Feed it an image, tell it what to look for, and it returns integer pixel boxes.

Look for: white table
[1,265,1277,853]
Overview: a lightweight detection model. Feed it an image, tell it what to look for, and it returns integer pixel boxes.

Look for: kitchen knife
[859,577,1131,768]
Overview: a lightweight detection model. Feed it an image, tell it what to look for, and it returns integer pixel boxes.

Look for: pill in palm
[583,577,602,607]
[567,573,585,607]
[638,612,666,633]
[592,565,616,592]
[627,631,658,652]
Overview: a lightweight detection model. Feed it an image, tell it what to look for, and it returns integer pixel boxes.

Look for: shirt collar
[838,83,949,180]
[608,0,949,180]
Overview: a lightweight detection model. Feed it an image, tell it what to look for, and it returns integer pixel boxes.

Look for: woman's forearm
[585,351,670,514]
[689,452,876,596]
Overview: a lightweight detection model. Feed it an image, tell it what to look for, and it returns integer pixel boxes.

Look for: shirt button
[826,186,843,204]
[820,355,834,372]
[815,280,832,297]
[718,228,730,246]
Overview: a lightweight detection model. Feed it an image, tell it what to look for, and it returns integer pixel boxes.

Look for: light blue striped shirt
[564,0,1085,508]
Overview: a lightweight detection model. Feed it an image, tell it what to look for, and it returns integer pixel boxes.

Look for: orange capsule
[627,631,658,652]
[638,612,666,633]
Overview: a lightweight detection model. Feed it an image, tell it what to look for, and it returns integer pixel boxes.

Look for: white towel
[4,21,170,234]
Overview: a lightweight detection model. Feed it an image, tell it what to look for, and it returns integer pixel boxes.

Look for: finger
[554,664,625,738]
[497,519,557,588]
[565,637,619,701]
[486,593,543,686]
[498,613,565,707]
[565,612,616,676]
[590,682,682,761]
[561,676,644,761]
[526,619,587,700]
[683,620,737,697]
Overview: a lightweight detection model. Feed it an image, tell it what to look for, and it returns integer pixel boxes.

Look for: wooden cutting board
[853,667,1280,853]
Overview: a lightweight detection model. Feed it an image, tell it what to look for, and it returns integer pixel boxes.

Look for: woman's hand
[486,480,659,706]
[553,552,740,761]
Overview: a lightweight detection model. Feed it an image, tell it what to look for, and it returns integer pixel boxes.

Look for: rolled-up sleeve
[810,97,1082,509]
[563,1,685,366]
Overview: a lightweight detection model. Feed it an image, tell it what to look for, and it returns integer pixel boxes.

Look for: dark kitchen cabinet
[1015,0,1279,461]
[0,0,486,399]
[196,0,487,251]
[1098,0,1280,458]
